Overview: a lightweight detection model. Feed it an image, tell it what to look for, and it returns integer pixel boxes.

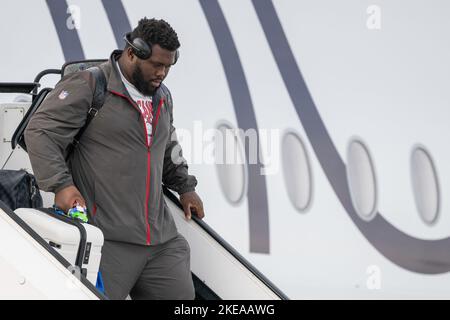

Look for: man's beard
[131,64,158,96]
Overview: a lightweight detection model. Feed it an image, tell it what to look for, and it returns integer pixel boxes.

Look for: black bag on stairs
[0,169,43,210]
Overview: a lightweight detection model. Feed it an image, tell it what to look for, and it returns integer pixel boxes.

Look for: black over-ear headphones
[124,33,179,64]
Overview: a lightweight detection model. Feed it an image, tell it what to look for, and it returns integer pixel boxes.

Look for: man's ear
[126,47,135,61]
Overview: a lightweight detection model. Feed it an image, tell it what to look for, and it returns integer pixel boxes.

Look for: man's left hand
[180,191,205,220]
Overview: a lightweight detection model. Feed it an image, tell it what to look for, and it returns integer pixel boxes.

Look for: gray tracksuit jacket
[25,50,197,246]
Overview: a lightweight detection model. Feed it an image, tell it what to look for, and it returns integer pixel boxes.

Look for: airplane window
[346,139,378,221]
[282,131,313,212]
[410,146,440,225]
[215,121,248,205]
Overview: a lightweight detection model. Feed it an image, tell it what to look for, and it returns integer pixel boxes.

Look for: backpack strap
[66,67,106,159]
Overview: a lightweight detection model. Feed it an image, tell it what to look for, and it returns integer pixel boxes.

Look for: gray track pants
[99,234,195,300]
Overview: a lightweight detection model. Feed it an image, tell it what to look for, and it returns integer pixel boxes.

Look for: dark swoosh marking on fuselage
[200,0,270,253]
[252,0,450,274]
[101,0,132,48]
[46,0,85,61]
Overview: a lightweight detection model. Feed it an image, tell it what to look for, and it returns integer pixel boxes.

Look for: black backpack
[12,64,107,157]
[0,169,43,210]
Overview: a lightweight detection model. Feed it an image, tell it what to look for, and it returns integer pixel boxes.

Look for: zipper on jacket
[110,90,155,245]
[109,90,165,245]
[145,98,164,244]
[145,147,151,245]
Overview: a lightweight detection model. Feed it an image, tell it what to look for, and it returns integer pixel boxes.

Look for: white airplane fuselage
[1,0,450,299]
